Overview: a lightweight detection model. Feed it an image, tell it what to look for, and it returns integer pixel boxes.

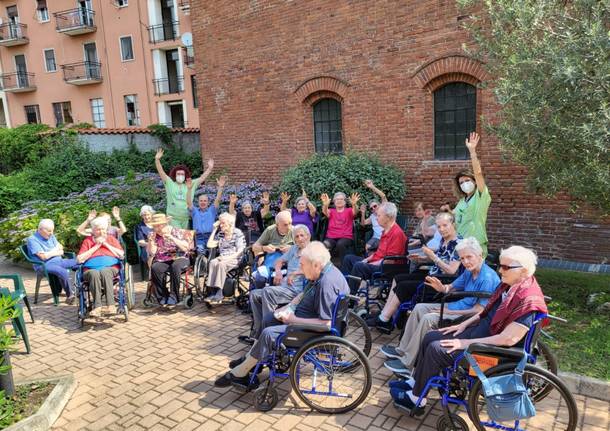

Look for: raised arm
[320,193,331,218]
[112,206,127,236]
[359,204,371,225]
[260,191,270,219]
[186,178,194,210]
[214,175,227,208]
[465,132,486,193]
[350,193,360,217]
[364,179,387,203]
[228,194,238,215]
[280,192,290,211]
[76,210,97,237]
[195,158,214,184]
[103,239,124,259]
[154,148,169,183]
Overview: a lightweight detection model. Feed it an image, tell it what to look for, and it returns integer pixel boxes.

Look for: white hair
[333,192,346,201]
[301,241,331,267]
[38,219,54,230]
[456,237,483,257]
[378,202,397,220]
[293,224,311,238]
[90,216,109,230]
[218,212,236,227]
[294,196,308,207]
[275,210,292,224]
[140,205,154,216]
[500,246,538,277]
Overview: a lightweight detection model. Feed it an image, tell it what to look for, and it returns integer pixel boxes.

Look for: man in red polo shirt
[342,202,407,294]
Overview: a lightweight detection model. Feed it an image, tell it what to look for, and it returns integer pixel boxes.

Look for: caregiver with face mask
[155,148,215,229]
[452,132,492,257]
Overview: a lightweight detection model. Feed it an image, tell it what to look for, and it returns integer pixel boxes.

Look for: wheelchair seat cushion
[283,324,332,348]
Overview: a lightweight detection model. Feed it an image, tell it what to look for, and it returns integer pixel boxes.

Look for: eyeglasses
[370,205,378,210]
[498,264,523,271]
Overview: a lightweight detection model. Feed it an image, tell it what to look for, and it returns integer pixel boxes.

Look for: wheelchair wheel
[122,304,129,322]
[253,384,278,412]
[467,363,578,431]
[534,340,557,375]
[436,414,469,431]
[289,336,371,414]
[125,264,135,310]
[344,310,372,357]
[193,254,208,295]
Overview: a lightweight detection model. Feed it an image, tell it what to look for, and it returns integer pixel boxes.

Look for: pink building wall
[0,0,198,128]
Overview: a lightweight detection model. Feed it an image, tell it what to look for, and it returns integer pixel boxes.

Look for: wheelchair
[240,294,373,413]
[400,300,574,431]
[76,256,129,326]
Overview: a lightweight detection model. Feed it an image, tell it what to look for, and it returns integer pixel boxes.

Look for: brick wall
[191,0,610,264]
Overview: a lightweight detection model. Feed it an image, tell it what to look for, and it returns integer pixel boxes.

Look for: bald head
[275,210,292,235]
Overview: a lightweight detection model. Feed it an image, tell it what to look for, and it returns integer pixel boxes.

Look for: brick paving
[1,259,607,431]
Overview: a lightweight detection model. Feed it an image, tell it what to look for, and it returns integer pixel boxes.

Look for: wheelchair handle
[546,314,567,323]
[346,294,360,302]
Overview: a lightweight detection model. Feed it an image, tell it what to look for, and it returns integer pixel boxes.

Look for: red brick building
[191,1,609,265]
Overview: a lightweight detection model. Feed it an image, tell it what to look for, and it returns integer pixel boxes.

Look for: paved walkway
[1,259,607,431]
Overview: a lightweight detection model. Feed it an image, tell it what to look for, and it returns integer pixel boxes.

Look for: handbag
[465,350,536,423]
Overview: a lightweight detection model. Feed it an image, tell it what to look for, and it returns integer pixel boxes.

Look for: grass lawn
[535,268,610,381]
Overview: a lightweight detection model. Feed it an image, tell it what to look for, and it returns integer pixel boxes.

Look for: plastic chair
[0,274,33,354]
[19,244,75,306]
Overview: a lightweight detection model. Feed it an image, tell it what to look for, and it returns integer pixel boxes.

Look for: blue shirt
[448,263,500,311]
[295,264,349,320]
[27,232,60,264]
[281,244,305,291]
[191,205,217,234]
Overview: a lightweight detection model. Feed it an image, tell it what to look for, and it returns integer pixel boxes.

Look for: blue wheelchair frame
[76,256,129,325]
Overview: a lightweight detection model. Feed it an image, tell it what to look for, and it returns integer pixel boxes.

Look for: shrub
[277,152,406,207]
[0,124,53,174]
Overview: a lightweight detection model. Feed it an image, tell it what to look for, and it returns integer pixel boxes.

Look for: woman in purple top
[280,191,318,236]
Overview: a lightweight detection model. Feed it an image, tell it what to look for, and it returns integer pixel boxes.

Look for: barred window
[52,101,73,126]
[119,36,134,61]
[43,49,56,72]
[24,105,40,124]
[434,82,476,160]
[90,98,105,128]
[313,98,343,154]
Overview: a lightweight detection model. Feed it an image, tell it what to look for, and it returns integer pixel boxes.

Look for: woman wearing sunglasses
[359,179,388,254]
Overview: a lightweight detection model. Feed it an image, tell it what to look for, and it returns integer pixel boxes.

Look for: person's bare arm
[76,209,97,237]
[112,206,127,236]
[359,204,371,225]
[320,193,330,218]
[196,158,214,184]
[186,178,194,210]
[154,148,169,183]
[146,233,157,258]
[102,240,124,259]
[280,192,290,211]
[260,191,270,218]
[228,194,238,215]
[364,179,387,203]
[77,240,103,263]
[214,175,227,208]
[440,322,529,353]
[350,193,360,217]
[465,132,486,193]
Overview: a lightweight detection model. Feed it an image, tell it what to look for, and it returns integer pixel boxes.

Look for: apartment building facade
[0,0,198,128]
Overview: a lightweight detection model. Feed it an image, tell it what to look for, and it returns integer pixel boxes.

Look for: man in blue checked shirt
[380,237,500,376]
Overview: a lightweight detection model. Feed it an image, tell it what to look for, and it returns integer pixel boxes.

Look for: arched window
[313,98,342,153]
[434,82,476,160]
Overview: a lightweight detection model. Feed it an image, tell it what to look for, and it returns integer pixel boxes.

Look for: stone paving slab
[0,260,607,431]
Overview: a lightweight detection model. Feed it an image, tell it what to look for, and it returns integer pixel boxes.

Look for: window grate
[313,98,343,154]
[433,82,476,160]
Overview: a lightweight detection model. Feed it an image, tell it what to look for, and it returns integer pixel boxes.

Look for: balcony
[183,46,194,68]
[147,21,179,44]
[161,120,188,128]
[0,72,36,92]
[54,8,96,35]
[0,23,28,46]
[153,76,184,96]
[61,61,102,85]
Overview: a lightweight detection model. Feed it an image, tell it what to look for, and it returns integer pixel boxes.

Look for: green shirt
[164,177,202,229]
[454,186,491,256]
[256,225,294,248]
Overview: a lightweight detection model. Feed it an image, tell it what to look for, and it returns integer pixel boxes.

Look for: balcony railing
[0,72,36,92]
[61,61,102,85]
[153,76,184,95]
[183,46,194,68]
[54,8,96,35]
[147,21,179,44]
[161,120,188,128]
[0,23,28,46]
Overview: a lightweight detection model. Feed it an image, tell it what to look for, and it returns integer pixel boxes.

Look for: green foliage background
[458,0,610,214]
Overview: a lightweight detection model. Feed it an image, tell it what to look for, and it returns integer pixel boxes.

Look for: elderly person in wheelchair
[76,217,125,317]
[381,237,500,376]
[388,245,548,414]
[203,213,246,304]
[215,241,349,388]
[242,224,311,345]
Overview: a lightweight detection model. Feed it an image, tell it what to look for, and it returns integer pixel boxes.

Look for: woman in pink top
[321,191,360,263]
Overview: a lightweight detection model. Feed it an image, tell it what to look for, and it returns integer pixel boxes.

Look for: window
[36,0,49,22]
[124,94,140,126]
[52,101,73,126]
[313,98,343,153]
[24,105,40,124]
[191,75,198,108]
[434,82,477,160]
[43,49,56,72]
[115,0,128,6]
[119,36,134,61]
[90,98,105,128]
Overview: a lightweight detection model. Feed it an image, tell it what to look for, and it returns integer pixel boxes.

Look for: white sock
[231,355,258,378]
[407,390,426,407]
[378,313,389,322]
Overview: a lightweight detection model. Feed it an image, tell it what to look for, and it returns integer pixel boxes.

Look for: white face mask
[175,175,185,184]
[460,180,475,194]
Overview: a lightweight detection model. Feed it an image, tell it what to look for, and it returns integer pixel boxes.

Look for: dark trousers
[323,237,353,265]
[84,267,118,309]
[412,326,479,396]
[342,254,380,294]
[45,258,78,297]
[151,257,189,301]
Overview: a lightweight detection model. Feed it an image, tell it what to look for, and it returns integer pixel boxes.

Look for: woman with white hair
[135,205,155,263]
[389,245,548,413]
[204,213,247,304]
[77,217,125,317]
[321,191,360,264]
[280,191,318,236]
[381,237,500,376]
[229,192,271,244]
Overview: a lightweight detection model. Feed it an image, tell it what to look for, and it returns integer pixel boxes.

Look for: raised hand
[155,148,164,160]
[359,203,367,213]
[229,194,238,205]
[301,188,308,199]
[350,192,360,206]
[261,191,270,205]
[112,206,121,220]
[424,276,444,292]
[280,192,290,202]
[87,209,97,221]
[185,178,193,189]
[217,175,227,188]
[465,132,480,151]
[364,179,374,189]
[320,193,331,206]
[206,159,215,170]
